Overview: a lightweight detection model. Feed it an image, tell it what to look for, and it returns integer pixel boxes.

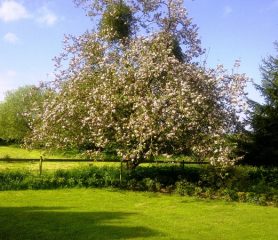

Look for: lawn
[0,189,277,240]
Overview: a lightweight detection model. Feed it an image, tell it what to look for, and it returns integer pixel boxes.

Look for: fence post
[181,160,185,170]
[39,156,43,176]
[120,159,123,184]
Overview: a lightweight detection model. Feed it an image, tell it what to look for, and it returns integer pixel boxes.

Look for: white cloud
[3,32,19,44]
[0,1,59,26]
[0,0,30,22]
[223,6,233,17]
[36,6,58,26]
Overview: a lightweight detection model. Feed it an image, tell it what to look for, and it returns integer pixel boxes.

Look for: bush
[0,165,277,206]
[175,180,195,196]
[222,189,239,201]
[142,178,161,192]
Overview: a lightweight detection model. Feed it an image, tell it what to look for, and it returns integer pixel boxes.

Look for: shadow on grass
[0,207,159,240]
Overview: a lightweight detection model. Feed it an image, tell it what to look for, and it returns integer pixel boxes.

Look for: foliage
[0,164,277,206]
[99,1,134,42]
[27,0,248,167]
[0,86,46,143]
[245,42,278,166]
[74,0,204,61]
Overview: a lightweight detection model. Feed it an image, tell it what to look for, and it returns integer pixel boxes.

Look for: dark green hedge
[0,165,277,206]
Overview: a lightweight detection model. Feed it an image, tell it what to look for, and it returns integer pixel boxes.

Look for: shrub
[175,180,196,196]
[0,165,277,206]
[142,178,161,192]
[222,189,239,201]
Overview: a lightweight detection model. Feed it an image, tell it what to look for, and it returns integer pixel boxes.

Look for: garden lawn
[0,189,277,240]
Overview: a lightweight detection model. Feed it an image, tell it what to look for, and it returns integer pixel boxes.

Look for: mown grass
[0,188,277,240]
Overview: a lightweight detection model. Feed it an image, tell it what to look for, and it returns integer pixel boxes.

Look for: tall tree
[0,86,45,143]
[28,0,248,167]
[245,42,278,166]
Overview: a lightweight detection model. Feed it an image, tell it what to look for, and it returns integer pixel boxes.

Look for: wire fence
[0,157,209,164]
[0,157,209,176]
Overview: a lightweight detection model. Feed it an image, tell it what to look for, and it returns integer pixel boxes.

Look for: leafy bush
[175,180,196,196]
[0,165,277,206]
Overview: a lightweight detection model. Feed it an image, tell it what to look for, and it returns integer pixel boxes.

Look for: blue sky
[0,0,277,102]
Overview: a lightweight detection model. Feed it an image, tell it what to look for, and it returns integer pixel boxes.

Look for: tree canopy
[245,42,278,166]
[27,0,248,167]
[0,86,45,143]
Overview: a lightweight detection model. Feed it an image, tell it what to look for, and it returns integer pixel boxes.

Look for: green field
[0,189,277,240]
[0,145,78,159]
[0,146,185,172]
[0,146,119,172]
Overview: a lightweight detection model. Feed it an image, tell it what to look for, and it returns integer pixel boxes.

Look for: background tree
[0,86,46,143]
[244,42,278,166]
[28,0,248,167]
